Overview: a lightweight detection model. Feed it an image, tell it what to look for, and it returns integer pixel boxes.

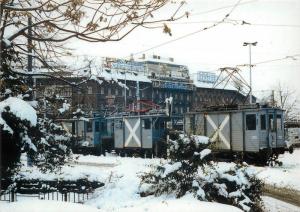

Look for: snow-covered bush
[0,45,72,180]
[140,133,263,212]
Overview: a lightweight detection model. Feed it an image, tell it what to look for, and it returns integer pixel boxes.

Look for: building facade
[35,56,248,118]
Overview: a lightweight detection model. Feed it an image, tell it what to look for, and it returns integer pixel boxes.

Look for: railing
[0,179,104,203]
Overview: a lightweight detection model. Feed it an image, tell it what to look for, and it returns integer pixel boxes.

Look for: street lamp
[243,41,257,104]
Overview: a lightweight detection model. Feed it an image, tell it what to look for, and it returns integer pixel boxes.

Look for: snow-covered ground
[262,196,300,212]
[255,149,300,190]
[3,149,300,212]
[3,155,244,212]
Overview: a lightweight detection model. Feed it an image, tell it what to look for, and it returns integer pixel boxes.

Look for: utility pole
[28,16,33,72]
[271,90,275,107]
[124,69,127,111]
[136,80,140,114]
[243,42,257,104]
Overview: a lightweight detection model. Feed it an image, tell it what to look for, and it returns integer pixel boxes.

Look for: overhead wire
[129,0,244,58]
[165,20,300,28]
[236,54,300,67]
[190,0,257,16]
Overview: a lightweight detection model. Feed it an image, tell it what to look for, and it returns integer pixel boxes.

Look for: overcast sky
[69,0,300,102]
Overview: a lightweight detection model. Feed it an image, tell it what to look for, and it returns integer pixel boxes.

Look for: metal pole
[249,44,252,104]
[124,71,127,110]
[28,16,33,72]
[136,80,140,114]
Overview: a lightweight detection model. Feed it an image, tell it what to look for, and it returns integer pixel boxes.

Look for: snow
[98,68,151,83]
[0,196,243,212]
[262,196,300,212]
[7,151,300,211]
[0,199,100,212]
[2,38,11,47]
[191,72,237,91]
[58,102,71,114]
[254,149,300,190]
[199,148,211,159]
[0,97,37,133]
[191,135,210,145]
[161,162,182,177]
[117,195,243,212]
[75,154,119,166]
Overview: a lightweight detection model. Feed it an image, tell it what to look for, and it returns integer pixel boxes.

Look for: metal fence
[0,179,104,203]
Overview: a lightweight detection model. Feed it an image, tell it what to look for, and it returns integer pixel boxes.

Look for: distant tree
[274,83,299,121]
[260,82,299,121]
[0,0,186,70]
[0,0,186,180]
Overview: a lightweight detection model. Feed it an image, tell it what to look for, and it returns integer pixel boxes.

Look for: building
[139,55,194,114]
[192,71,247,111]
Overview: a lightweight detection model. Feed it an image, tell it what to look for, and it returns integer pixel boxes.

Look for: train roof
[186,104,284,114]
[104,113,183,120]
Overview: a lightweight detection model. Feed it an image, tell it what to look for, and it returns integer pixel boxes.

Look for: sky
[69,0,300,103]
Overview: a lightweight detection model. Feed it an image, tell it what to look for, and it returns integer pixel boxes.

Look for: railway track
[263,184,300,207]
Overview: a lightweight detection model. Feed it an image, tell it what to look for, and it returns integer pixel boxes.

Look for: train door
[275,110,284,147]
[124,117,142,148]
[244,112,259,152]
[205,113,230,150]
[259,111,268,148]
[141,118,152,149]
[267,111,276,148]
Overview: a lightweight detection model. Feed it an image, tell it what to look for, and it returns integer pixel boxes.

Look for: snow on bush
[140,133,263,212]
[0,97,37,133]
[58,101,71,114]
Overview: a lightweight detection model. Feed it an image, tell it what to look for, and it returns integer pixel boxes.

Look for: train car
[184,104,290,164]
[285,121,300,147]
[93,113,183,156]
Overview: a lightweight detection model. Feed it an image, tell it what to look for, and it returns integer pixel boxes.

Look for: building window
[246,114,256,130]
[260,114,266,130]
[111,88,115,95]
[108,87,111,96]
[141,90,144,98]
[101,87,104,95]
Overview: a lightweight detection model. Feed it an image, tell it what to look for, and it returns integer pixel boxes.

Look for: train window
[269,114,274,131]
[260,115,266,130]
[246,114,256,130]
[100,122,106,131]
[277,114,282,130]
[144,119,151,129]
[95,122,100,132]
[116,120,123,129]
[87,121,93,132]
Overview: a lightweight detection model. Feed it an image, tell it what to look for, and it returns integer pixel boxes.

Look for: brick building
[34,56,248,118]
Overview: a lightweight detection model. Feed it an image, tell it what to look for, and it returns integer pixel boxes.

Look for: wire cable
[129,0,243,58]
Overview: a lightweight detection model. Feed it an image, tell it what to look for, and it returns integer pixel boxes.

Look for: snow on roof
[191,72,237,91]
[97,69,151,83]
[0,97,37,134]
[137,58,187,68]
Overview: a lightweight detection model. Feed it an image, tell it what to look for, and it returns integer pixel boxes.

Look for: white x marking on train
[206,115,230,149]
[124,118,141,147]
